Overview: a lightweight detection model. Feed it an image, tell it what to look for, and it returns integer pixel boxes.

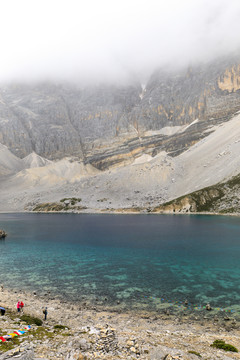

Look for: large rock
[0,229,7,238]
[0,348,34,360]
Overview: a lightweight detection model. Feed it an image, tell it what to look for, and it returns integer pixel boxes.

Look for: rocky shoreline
[0,286,240,359]
[29,205,240,218]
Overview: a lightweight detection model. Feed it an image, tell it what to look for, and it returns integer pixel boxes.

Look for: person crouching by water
[43,307,48,320]
[17,301,21,313]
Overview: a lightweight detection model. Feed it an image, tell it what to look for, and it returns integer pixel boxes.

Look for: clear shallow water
[0,213,240,312]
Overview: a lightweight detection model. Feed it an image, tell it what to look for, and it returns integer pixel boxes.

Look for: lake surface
[0,213,240,313]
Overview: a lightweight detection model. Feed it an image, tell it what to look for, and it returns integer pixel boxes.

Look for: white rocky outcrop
[22,152,52,169]
[0,143,23,175]
[14,158,99,187]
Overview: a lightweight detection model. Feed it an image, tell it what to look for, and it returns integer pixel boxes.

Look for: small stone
[126,340,134,347]
[78,355,88,360]
[163,355,173,360]
[130,347,136,353]
[78,338,90,351]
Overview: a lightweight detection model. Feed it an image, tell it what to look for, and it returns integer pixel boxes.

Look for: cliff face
[1,56,240,168]
[152,188,224,213]
[218,64,240,92]
[0,83,142,161]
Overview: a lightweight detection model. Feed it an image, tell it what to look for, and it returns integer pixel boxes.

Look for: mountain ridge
[0,111,240,213]
[1,56,240,168]
[1,56,240,212]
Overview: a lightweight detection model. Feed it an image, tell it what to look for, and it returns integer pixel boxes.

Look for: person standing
[20,301,24,312]
[0,306,5,315]
[43,307,48,320]
[17,301,21,313]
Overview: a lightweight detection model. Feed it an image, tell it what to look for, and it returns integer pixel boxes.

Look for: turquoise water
[0,213,240,312]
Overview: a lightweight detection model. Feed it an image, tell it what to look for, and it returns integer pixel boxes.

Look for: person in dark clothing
[0,306,5,315]
[43,307,48,320]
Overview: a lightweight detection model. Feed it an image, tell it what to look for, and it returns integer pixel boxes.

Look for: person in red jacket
[20,301,24,312]
[17,301,21,313]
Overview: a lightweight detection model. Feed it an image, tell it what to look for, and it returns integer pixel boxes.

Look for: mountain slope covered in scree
[0,56,240,212]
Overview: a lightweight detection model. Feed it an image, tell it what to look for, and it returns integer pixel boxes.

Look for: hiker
[17,301,21,313]
[43,307,48,320]
[0,306,5,316]
[20,301,24,312]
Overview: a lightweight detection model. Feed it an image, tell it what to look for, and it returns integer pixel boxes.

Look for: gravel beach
[0,285,240,359]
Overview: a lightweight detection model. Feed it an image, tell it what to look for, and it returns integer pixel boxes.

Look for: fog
[1,0,240,83]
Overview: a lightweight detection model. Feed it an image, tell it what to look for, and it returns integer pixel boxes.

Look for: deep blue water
[0,213,240,312]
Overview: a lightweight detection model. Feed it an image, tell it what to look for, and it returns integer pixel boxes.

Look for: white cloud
[0,0,240,83]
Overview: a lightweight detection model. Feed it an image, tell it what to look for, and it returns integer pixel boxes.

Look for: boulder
[0,230,7,239]
[205,303,212,311]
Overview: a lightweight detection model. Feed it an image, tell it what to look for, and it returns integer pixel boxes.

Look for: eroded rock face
[152,174,240,214]
[218,64,240,92]
[153,197,198,214]
[0,56,240,169]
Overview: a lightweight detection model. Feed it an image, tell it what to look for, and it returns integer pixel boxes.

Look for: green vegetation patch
[210,339,238,352]
[153,171,240,214]
[20,314,43,326]
[153,181,226,213]
[33,198,86,212]
[0,336,21,352]
[219,207,239,214]
[188,350,201,357]
[226,174,240,188]
[169,186,223,212]
[33,203,65,212]
[54,324,69,330]
[31,326,55,341]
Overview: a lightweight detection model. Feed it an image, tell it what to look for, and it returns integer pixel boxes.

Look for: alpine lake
[1,213,240,318]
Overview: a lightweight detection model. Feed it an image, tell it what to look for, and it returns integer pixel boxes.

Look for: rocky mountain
[1,55,240,170]
[1,55,240,213]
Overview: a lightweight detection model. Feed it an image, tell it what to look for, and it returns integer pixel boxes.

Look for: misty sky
[1,0,240,83]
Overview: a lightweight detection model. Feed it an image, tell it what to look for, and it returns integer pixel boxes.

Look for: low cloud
[1,0,240,83]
